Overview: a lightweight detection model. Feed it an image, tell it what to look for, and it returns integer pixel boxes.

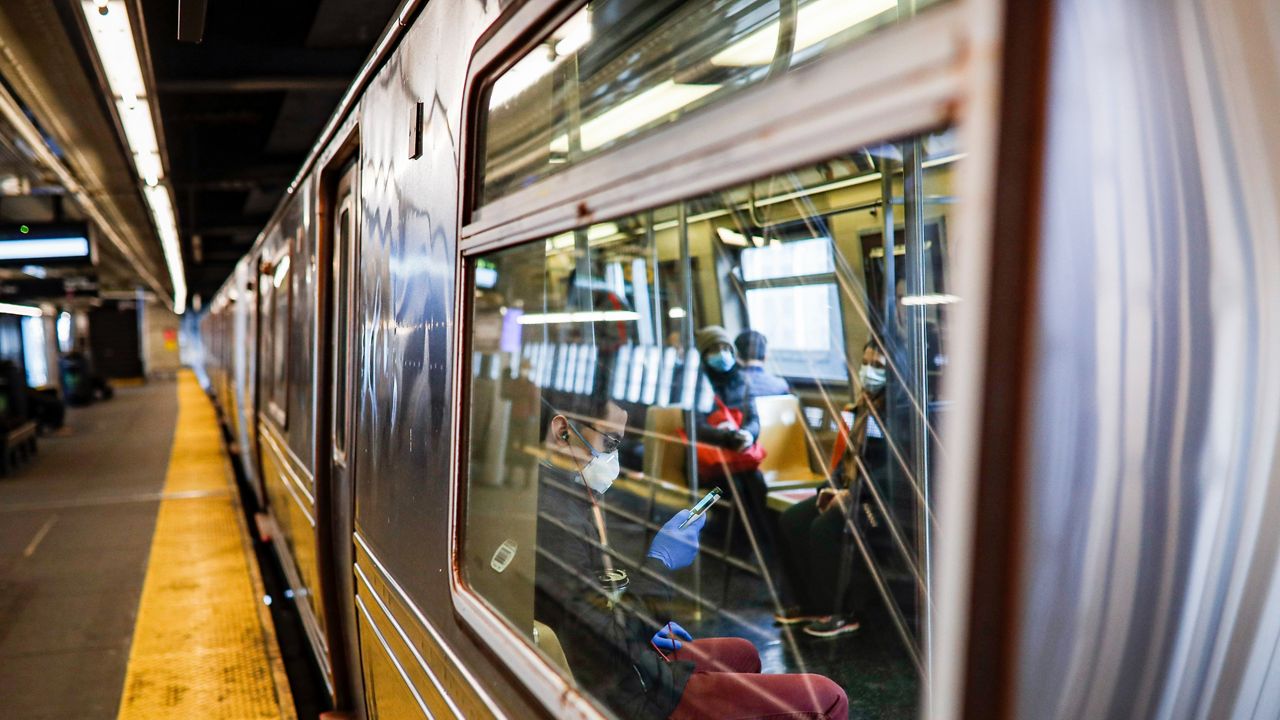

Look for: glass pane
[479,0,949,206]
[463,129,960,719]
[272,254,290,412]
[332,208,350,453]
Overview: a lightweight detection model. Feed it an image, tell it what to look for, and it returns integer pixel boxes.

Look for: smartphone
[679,487,722,529]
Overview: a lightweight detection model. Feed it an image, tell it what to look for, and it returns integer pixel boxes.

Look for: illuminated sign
[0,223,92,266]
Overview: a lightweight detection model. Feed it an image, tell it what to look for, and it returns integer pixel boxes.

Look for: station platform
[0,371,294,719]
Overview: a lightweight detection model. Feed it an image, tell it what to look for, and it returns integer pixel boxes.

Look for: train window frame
[267,241,292,429]
[448,0,1009,716]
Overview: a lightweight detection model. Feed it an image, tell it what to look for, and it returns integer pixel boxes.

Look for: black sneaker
[773,608,830,626]
[803,616,860,638]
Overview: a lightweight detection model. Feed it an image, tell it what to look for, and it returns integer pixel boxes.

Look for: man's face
[554,401,628,459]
[575,401,627,454]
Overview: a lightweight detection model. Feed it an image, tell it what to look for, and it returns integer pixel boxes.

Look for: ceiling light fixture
[711,0,896,67]
[80,0,186,314]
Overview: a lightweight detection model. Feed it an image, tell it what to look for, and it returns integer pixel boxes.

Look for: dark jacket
[697,365,760,448]
[534,463,691,720]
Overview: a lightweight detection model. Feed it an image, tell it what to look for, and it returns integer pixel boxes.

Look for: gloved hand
[651,621,694,651]
[646,510,706,570]
[732,429,754,450]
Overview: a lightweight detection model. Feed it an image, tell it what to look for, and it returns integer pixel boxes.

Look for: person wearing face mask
[694,326,761,455]
[771,341,888,637]
[533,388,847,720]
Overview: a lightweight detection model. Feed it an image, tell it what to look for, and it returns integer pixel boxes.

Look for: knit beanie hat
[695,325,733,356]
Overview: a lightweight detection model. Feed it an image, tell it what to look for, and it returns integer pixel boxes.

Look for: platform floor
[0,372,293,719]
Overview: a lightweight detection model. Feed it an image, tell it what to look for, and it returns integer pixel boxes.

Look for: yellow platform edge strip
[117,371,296,719]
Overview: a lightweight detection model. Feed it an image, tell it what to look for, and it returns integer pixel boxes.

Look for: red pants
[667,638,848,720]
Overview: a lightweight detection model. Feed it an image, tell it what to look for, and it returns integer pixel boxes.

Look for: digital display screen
[0,223,92,266]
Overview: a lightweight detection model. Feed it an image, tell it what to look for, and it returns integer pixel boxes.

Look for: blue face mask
[706,349,736,373]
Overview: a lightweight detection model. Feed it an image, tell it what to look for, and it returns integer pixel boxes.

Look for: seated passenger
[691,326,776,553]
[535,388,848,720]
[734,330,790,397]
[774,342,887,637]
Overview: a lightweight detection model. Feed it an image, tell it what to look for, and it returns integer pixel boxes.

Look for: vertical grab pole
[678,200,702,621]
[902,137,932,676]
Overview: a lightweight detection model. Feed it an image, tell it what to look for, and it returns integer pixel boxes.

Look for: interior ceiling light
[549,80,721,154]
[488,7,592,108]
[0,302,43,318]
[711,0,897,67]
[81,0,186,314]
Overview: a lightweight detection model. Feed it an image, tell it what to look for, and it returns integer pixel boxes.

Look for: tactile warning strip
[117,371,295,719]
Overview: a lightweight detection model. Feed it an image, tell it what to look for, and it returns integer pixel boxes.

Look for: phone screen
[680,487,722,528]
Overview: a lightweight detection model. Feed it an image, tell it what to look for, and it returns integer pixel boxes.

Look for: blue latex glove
[646,509,706,570]
[651,621,694,652]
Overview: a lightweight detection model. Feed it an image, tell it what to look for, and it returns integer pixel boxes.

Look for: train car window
[478,0,948,206]
[463,128,957,718]
[332,206,351,455]
[270,251,291,422]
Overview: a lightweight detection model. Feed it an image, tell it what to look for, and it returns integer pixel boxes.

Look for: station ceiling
[138,0,400,302]
[0,0,398,310]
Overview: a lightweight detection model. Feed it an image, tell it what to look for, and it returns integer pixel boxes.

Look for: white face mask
[859,364,886,392]
[580,450,620,494]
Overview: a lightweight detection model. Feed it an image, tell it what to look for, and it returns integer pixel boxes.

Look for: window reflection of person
[734,330,790,398]
[534,384,848,719]
[692,326,776,563]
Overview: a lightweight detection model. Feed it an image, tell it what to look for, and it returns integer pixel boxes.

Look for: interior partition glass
[479,0,951,206]
[463,129,959,719]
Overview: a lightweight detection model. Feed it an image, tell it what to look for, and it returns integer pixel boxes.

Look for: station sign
[0,223,92,266]
[0,277,98,300]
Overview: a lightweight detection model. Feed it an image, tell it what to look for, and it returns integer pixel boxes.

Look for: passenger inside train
[461,3,955,716]
[734,330,791,398]
[534,388,848,719]
[465,127,953,717]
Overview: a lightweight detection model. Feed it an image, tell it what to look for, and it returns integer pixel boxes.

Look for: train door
[318,158,365,714]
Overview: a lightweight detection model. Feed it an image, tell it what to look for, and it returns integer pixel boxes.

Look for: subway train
[198,0,1280,718]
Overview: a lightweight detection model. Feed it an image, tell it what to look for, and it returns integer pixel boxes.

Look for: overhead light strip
[0,302,43,318]
[80,0,186,314]
[0,68,169,309]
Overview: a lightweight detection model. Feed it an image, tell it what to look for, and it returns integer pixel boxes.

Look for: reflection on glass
[463,130,959,718]
[479,0,948,206]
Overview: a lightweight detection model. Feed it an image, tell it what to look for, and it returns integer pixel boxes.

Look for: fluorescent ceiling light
[144,185,187,314]
[489,8,591,108]
[0,302,42,318]
[82,0,186,314]
[517,310,640,325]
[82,1,146,99]
[0,237,90,260]
[546,222,620,250]
[901,293,960,306]
[588,222,618,242]
[553,9,592,57]
[711,0,897,67]
[133,151,162,186]
[115,100,159,156]
[550,80,721,153]
[715,227,767,247]
[668,307,687,319]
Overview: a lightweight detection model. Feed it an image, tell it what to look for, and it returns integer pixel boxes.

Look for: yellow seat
[755,395,826,490]
[643,405,689,488]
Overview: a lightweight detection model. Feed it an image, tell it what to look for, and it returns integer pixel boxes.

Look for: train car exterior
[198,0,1280,719]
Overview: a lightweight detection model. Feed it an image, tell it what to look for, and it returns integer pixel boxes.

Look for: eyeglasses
[567,419,623,454]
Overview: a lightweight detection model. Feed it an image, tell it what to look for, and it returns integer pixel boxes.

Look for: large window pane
[479,0,950,206]
[463,129,958,719]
